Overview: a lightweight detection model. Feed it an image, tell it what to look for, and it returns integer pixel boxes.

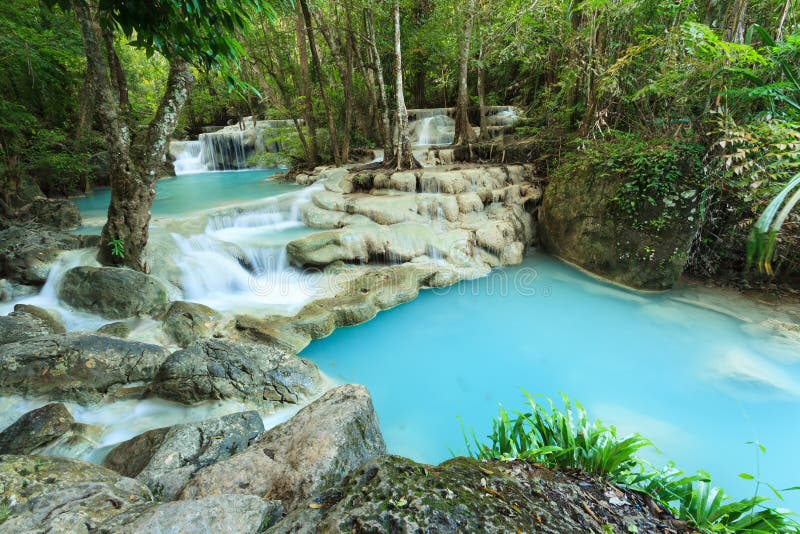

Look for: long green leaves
[747,173,800,273]
[462,393,800,533]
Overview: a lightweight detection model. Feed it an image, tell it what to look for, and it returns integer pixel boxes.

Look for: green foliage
[463,394,800,533]
[462,392,652,481]
[747,173,800,274]
[108,239,125,259]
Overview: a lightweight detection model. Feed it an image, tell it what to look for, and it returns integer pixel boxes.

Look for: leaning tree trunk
[454,0,477,145]
[295,2,318,168]
[73,0,193,270]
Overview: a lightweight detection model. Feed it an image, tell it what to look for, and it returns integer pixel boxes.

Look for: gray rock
[0,279,36,302]
[103,411,264,500]
[0,403,73,454]
[0,455,153,533]
[162,301,221,348]
[273,456,689,534]
[149,338,321,406]
[0,307,64,346]
[98,494,283,534]
[14,198,81,231]
[0,224,96,285]
[96,321,131,338]
[58,266,169,319]
[178,385,386,512]
[0,333,171,403]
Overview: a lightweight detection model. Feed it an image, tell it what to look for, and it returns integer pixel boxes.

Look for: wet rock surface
[0,403,101,458]
[0,305,65,345]
[102,411,264,500]
[149,338,322,406]
[274,456,691,534]
[58,266,170,319]
[0,333,171,403]
[178,385,386,512]
[0,224,96,285]
[161,300,222,347]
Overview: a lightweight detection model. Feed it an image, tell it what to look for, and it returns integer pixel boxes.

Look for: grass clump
[462,392,799,533]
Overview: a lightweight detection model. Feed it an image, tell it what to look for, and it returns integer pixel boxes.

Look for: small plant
[108,238,125,259]
[462,394,800,533]
[0,498,10,525]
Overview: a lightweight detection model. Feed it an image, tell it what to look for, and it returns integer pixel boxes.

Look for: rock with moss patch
[0,224,96,285]
[149,338,321,406]
[0,403,101,458]
[178,385,385,511]
[102,411,264,500]
[161,301,221,347]
[0,333,170,403]
[0,455,153,532]
[58,266,170,319]
[273,456,690,533]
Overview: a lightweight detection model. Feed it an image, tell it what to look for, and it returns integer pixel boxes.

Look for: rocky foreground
[0,165,697,532]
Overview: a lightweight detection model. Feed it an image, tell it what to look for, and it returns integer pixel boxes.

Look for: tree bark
[366,9,394,159]
[390,0,418,170]
[477,40,489,141]
[298,0,341,166]
[102,29,131,120]
[73,0,193,270]
[454,0,477,145]
[295,2,318,168]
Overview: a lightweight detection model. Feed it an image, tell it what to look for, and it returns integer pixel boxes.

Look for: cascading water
[199,130,249,170]
[412,115,455,146]
[172,140,207,174]
[171,185,322,312]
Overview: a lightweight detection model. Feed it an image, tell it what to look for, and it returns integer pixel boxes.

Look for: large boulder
[102,411,264,500]
[178,385,386,512]
[149,338,322,406]
[0,305,64,345]
[540,139,706,289]
[14,198,81,231]
[0,224,96,285]
[0,333,171,403]
[58,266,169,319]
[0,455,153,532]
[98,494,283,534]
[273,456,690,534]
[0,403,100,457]
[161,300,222,347]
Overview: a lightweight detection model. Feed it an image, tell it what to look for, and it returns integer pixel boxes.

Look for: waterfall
[172,141,208,174]
[171,186,321,311]
[410,115,455,147]
[199,131,249,170]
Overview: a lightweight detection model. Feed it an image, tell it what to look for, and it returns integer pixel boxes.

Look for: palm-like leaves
[747,172,800,273]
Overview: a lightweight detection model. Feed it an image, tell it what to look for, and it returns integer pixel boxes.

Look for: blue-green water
[302,253,800,507]
[74,169,298,220]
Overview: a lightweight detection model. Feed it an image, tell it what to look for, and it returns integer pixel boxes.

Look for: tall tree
[390,0,418,169]
[454,0,477,145]
[61,0,273,269]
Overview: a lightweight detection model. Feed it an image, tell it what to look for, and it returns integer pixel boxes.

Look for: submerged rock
[102,411,264,500]
[274,456,689,533]
[0,306,65,345]
[58,266,170,319]
[178,385,386,511]
[161,300,222,347]
[0,333,170,403]
[98,494,283,534]
[0,455,153,532]
[149,338,321,406]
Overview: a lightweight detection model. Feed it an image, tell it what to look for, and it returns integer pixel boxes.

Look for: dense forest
[1,0,798,282]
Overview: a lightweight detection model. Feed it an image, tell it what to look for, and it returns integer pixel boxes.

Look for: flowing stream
[2,168,799,509]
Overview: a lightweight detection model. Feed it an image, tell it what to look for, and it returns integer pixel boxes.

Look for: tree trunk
[298,0,341,166]
[73,0,193,270]
[102,29,131,120]
[724,0,748,43]
[390,0,418,170]
[98,58,193,268]
[477,41,489,141]
[454,0,477,145]
[295,3,318,168]
[366,9,394,159]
